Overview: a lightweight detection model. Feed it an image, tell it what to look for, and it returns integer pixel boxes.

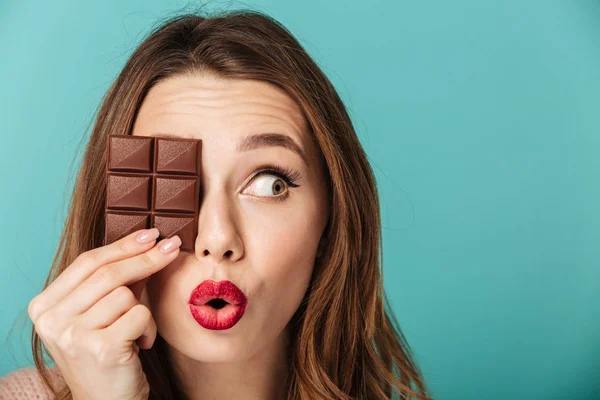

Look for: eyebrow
[152,132,308,166]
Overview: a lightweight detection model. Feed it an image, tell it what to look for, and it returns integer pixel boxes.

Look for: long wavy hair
[26,8,432,400]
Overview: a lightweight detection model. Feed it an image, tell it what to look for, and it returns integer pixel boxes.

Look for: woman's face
[131,73,329,363]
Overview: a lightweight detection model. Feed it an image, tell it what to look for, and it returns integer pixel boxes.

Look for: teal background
[1,1,599,399]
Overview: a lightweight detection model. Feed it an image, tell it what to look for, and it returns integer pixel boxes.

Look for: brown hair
[27,7,432,400]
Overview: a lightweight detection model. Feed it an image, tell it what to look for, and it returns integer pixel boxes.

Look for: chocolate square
[108,135,154,172]
[104,134,202,252]
[106,174,152,210]
[155,138,201,175]
[153,175,199,213]
[105,211,151,245]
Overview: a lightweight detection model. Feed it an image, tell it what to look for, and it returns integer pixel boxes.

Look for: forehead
[131,74,308,147]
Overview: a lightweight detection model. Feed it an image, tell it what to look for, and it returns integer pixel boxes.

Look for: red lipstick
[188,280,248,330]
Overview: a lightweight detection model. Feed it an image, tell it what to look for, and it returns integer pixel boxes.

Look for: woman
[0,9,432,400]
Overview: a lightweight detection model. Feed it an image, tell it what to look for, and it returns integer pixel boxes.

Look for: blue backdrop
[1,1,598,399]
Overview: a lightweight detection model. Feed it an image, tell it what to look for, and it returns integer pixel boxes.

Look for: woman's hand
[27,228,181,400]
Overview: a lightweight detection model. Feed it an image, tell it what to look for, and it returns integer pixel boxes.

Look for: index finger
[55,235,182,318]
[28,228,160,322]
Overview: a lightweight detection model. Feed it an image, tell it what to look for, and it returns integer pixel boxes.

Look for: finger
[28,228,160,323]
[78,286,138,330]
[125,235,182,300]
[53,236,181,318]
[105,304,157,351]
[128,274,151,302]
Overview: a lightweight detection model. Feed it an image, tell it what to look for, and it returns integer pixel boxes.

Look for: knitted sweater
[0,366,65,399]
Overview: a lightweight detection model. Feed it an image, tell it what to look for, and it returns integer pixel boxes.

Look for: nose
[193,191,244,263]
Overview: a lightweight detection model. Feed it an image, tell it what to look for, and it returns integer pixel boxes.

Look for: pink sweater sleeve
[0,366,65,400]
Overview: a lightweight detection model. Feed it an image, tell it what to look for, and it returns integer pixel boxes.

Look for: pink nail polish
[159,236,181,253]
[136,228,160,243]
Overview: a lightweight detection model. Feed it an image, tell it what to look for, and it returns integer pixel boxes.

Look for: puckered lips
[189,279,247,308]
[188,280,248,330]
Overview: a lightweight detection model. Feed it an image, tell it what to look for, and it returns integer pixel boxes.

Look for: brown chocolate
[104,134,201,251]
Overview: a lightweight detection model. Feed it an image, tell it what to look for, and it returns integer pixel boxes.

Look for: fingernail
[136,228,160,244]
[159,236,181,254]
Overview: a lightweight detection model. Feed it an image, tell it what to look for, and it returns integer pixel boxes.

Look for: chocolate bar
[104,134,202,252]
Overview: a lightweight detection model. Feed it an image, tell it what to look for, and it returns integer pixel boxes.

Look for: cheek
[248,195,324,266]
[249,209,320,306]
[254,189,324,267]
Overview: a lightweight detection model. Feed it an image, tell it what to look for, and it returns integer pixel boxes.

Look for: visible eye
[242,164,301,201]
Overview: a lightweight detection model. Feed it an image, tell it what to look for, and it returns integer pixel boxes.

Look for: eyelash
[249,164,301,200]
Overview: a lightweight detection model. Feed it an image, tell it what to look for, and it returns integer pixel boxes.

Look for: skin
[131,73,329,400]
